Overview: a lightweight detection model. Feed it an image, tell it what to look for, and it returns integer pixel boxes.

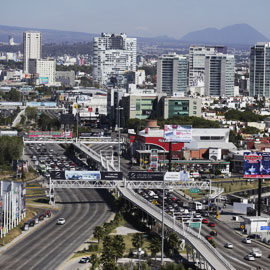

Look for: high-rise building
[189,45,227,87]
[23,31,42,74]
[250,42,270,97]
[29,59,56,86]
[93,33,137,85]
[157,53,188,96]
[204,54,235,96]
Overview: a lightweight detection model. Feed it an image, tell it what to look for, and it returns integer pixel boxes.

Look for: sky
[1,0,270,38]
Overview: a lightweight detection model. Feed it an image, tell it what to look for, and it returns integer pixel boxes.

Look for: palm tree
[132,233,144,250]
[167,232,180,256]
[94,226,104,243]
[149,236,161,261]
[113,235,125,261]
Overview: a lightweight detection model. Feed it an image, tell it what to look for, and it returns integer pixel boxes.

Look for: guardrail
[120,187,235,270]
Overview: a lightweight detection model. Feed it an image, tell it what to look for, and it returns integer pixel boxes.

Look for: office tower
[93,33,137,85]
[157,53,188,96]
[204,54,235,96]
[29,59,56,85]
[189,45,227,87]
[250,42,270,97]
[23,31,42,74]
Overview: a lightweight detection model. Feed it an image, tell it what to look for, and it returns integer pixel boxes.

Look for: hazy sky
[1,0,269,38]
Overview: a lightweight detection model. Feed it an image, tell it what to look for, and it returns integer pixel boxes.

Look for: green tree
[167,232,181,256]
[25,107,38,121]
[241,126,260,134]
[94,226,104,243]
[149,236,161,260]
[89,254,100,270]
[113,235,125,261]
[132,233,144,250]
[5,88,21,102]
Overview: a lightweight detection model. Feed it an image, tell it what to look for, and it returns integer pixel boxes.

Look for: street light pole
[116,106,123,171]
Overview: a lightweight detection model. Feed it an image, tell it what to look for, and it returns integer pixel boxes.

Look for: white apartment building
[29,59,56,86]
[204,54,235,97]
[93,33,137,85]
[23,31,42,74]
[135,70,146,86]
[189,45,227,87]
[157,53,188,96]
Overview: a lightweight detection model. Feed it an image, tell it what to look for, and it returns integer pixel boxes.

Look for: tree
[112,235,125,261]
[132,233,144,250]
[241,126,260,134]
[167,232,181,256]
[149,236,161,260]
[25,107,38,121]
[94,226,104,243]
[89,254,100,270]
[5,88,21,102]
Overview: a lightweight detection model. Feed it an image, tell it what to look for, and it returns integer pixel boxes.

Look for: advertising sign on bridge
[128,171,164,181]
[65,171,101,180]
[29,131,73,138]
[101,172,123,180]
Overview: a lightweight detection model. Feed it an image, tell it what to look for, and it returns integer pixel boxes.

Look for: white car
[57,218,66,225]
[224,243,233,249]
[244,254,255,261]
[250,248,262,258]
[242,238,251,244]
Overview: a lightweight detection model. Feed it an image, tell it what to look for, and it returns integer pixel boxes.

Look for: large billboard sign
[164,125,192,142]
[164,171,191,181]
[243,152,270,178]
[29,131,72,138]
[65,171,101,180]
[128,172,164,181]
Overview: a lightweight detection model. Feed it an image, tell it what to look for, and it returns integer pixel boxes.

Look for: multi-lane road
[0,143,114,270]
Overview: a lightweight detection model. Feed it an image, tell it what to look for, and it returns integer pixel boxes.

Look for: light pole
[116,106,123,171]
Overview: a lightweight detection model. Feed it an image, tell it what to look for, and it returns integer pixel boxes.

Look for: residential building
[204,54,235,96]
[23,31,42,74]
[29,59,56,86]
[189,45,227,87]
[250,42,270,98]
[157,53,188,96]
[135,70,145,86]
[160,96,201,119]
[93,33,137,86]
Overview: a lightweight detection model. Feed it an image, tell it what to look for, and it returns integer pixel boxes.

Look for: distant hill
[0,24,98,44]
[180,24,269,45]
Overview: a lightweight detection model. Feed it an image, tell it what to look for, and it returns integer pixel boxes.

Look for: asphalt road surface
[0,188,113,270]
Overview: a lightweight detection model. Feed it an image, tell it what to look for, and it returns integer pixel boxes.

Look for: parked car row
[24,210,51,231]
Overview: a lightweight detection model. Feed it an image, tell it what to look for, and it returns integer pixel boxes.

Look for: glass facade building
[250,42,270,98]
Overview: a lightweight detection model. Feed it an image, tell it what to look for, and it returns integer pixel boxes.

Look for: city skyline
[1,0,270,39]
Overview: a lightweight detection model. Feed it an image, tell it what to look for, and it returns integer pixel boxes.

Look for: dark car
[210,230,217,236]
[79,257,90,263]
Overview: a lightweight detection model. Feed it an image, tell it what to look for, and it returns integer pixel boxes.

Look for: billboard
[128,172,164,181]
[243,152,270,178]
[65,171,101,180]
[164,125,192,142]
[26,102,57,107]
[164,171,191,181]
[39,77,49,84]
[29,131,72,138]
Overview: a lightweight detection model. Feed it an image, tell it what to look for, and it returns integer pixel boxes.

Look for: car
[250,248,262,258]
[208,222,216,227]
[202,212,210,217]
[57,218,66,225]
[205,235,213,241]
[244,254,255,261]
[224,242,233,249]
[194,213,201,218]
[210,230,217,236]
[79,257,90,263]
[242,237,251,244]
[202,218,209,224]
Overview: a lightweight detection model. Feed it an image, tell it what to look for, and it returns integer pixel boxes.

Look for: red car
[208,222,216,227]
[202,219,209,224]
[205,235,213,241]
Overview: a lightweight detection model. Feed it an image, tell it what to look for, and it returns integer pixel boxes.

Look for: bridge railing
[125,188,235,270]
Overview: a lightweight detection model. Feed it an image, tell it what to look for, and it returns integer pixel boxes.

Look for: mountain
[180,24,268,45]
[0,24,98,44]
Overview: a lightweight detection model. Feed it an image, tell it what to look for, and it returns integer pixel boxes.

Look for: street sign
[189,188,200,193]
[190,222,200,228]
[261,226,270,231]
[128,171,164,181]
[101,172,123,180]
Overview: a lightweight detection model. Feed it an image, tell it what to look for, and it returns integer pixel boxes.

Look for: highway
[0,143,114,270]
[0,188,113,270]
